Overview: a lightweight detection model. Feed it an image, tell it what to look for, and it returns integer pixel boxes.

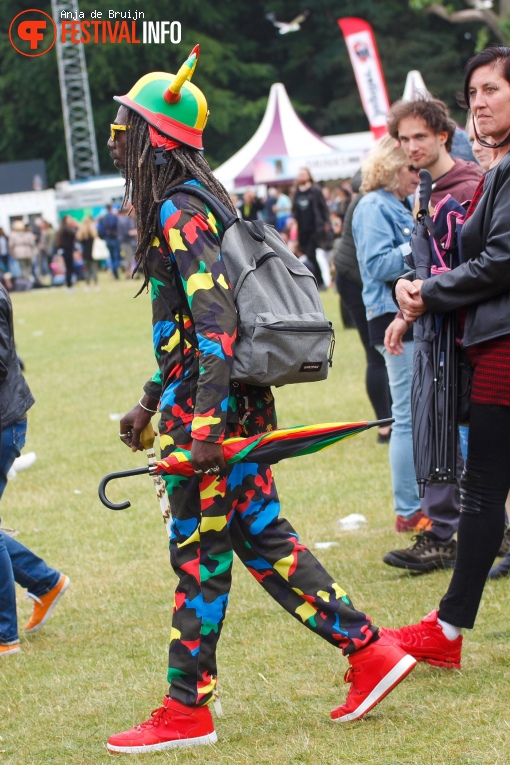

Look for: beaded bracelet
[139,398,158,413]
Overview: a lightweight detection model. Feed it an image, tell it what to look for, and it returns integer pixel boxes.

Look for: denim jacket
[352,188,413,321]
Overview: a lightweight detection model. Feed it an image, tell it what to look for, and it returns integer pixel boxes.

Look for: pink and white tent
[213,83,337,191]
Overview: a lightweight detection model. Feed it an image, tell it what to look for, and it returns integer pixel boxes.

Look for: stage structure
[51,0,100,180]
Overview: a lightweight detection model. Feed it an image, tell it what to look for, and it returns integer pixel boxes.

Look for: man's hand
[384,316,410,356]
[119,395,158,452]
[395,278,426,322]
[191,440,226,475]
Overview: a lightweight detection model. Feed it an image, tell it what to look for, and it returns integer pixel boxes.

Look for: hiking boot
[380,610,462,669]
[395,511,432,533]
[107,696,217,753]
[0,642,21,657]
[330,637,416,723]
[497,525,510,557]
[488,548,510,580]
[383,532,456,573]
[24,574,70,633]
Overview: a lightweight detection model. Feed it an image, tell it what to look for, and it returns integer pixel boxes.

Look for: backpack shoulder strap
[155,192,200,359]
[162,183,238,231]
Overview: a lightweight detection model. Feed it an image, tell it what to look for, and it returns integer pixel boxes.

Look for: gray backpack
[160,184,335,387]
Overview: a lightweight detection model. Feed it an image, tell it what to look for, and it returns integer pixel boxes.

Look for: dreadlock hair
[123,110,237,291]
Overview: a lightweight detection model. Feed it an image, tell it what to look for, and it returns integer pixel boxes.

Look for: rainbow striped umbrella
[99,418,392,510]
[152,419,389,477]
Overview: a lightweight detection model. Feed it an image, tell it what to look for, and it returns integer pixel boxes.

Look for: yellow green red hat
[113,45,208,150]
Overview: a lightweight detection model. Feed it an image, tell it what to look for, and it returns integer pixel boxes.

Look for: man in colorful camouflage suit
[106,47,416,755]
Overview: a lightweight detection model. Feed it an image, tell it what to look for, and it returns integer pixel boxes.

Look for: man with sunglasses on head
[382,98,483,575]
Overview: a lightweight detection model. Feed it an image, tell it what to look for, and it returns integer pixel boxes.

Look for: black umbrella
[410,170,461,497]
[410,170,437,497]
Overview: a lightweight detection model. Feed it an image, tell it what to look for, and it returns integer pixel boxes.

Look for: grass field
[1,277,509,765]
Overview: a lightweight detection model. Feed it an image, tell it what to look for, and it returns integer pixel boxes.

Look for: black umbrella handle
[418,170,433,219]
[98,466,150,510]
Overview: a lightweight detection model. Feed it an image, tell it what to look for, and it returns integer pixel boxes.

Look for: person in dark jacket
[0,281,69,657]
[383,46,510,666]
[98,204,121,279]
[238,189,264,221]
[333,170,392,442]
[292,168,331,288]
[56,215,77,289]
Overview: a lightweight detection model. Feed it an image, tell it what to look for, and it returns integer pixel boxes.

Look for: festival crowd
[0,204,138,291]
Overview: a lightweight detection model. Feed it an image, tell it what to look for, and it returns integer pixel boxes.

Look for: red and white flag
[338,17,390,139]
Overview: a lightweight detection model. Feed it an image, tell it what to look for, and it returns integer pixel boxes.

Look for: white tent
[402,70,431,101]
[213,83,342,190]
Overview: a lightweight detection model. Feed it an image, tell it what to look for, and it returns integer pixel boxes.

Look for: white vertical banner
[338,17,391,139]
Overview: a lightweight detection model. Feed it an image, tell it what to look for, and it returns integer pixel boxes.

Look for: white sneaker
[13,452,36,472]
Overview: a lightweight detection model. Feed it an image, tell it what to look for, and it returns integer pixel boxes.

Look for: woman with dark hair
[382,46,510,664]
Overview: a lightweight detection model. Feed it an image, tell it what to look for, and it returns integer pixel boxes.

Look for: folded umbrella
[409,170,437,497]
[410,170,464,496]
[98,418,393,510]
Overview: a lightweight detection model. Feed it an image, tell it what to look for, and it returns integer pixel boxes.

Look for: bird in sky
[266,10,310,35]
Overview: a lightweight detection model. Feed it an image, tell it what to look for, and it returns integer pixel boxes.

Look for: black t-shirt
[293,188,316,235]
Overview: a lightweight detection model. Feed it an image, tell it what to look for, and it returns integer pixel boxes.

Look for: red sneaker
[380,610,462,669]
[107,696,217,754]
[330,638,416,723]
[395,511,432,533]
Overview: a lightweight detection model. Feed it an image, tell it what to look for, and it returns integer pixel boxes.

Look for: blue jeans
[376,341,420,518]
[105,238,120,279]
[377,342,461,539]
[0,421,60,643]
[0,419,28,500]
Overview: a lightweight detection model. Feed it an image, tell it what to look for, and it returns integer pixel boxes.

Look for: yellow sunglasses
[110,124,130,141]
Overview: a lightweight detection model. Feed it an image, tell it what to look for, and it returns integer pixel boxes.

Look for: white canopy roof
[213,83,336,191]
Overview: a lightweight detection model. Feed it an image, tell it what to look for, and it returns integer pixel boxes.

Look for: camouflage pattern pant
[164,428,377,707]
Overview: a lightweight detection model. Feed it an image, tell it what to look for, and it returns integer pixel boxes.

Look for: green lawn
[1,278,509,765]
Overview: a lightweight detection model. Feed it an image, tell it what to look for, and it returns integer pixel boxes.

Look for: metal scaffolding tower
[51,0,100,179]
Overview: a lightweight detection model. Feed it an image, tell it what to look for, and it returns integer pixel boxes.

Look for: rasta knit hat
[113,45,208,150]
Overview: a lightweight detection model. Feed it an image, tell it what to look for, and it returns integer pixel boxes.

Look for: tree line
[0,0,503,186]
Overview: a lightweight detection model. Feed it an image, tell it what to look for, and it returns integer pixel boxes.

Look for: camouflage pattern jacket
[143,180,276,449]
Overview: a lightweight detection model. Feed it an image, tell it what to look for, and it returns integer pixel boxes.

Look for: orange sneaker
[395,511,432,533]
[24,574,70,633]
[107,696,217,753]
[0,642,21,656]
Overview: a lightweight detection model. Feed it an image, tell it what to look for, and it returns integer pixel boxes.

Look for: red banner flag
[338,17,390,139]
